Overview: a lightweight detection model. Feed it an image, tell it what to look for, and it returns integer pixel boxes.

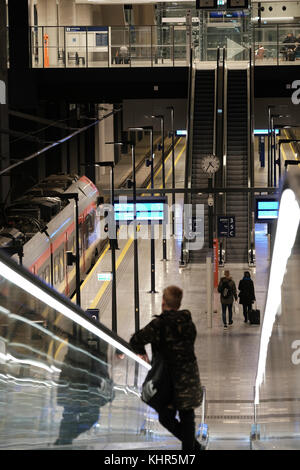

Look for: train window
[54,255,60,285]
[86,211,95,234]
[59,249,65,283]
[45,265,50,284]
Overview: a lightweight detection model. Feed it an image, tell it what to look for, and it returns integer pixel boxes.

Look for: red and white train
[0,174,106,297]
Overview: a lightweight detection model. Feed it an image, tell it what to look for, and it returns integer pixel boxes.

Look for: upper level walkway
[28,22,300,70]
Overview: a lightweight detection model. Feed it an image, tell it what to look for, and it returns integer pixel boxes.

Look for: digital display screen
[176,130,187,136]
[256,199,279,221]
[254,129,279,136]
[114,198,167,224]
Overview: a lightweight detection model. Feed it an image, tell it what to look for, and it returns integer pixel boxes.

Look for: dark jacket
[238,278,255,305]
[218,277,237,305]
[130,309,202,410]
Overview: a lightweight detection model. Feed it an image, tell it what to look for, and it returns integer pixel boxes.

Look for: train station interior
[0,0,300,452]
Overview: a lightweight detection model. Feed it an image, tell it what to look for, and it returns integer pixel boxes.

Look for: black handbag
[141,321,173,412]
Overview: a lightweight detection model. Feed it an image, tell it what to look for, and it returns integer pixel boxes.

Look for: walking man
[218,270,238,329]
[130,285,203,452]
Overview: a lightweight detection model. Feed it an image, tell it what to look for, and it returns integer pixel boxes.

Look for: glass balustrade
[29,25,191,69]
[0,249,169,449]
[253,23,300,66]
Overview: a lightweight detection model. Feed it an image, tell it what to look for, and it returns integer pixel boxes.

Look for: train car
[0,174,106,298]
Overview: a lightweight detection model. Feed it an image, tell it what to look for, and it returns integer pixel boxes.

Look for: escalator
[0,249,174,449]
[0,249,208,450]
[224,69,250,264]
[189,69,216,263]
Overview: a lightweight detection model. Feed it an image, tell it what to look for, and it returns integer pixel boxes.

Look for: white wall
[123,99,187,132]
[254,1,300,19]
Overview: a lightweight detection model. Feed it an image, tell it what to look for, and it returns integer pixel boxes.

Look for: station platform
[71,132,274,450]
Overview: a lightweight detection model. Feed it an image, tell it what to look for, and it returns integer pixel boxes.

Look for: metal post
[267,106,271,187]
[74,195,81,307]
[161,116,167,260]
[206,252,213,328]
[131,143,140,332]
[208,177,214,249]
[270,116,274,186]
[278,143,282,181]
[149,129,157,293]
[110,165,117,333]
[167,106,176,236]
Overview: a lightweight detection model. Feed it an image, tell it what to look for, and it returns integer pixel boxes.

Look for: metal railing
[253,23,300,66]
[30,25,191,69]
[26,22,300,69]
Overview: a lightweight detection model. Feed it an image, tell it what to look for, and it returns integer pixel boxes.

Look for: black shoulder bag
[141,320,173,412]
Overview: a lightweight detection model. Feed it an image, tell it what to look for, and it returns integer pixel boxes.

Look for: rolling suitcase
[249,307,260,325]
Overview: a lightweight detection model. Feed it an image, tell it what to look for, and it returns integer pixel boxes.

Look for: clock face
[201,155,220,174]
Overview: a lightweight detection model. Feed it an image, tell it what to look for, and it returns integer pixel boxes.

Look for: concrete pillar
[58,0,76,25]
[0,0,9,203]
[133,5,156,25]
[95,104,114,184]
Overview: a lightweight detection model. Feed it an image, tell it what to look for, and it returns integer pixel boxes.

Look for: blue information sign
[255,197,279,222]
[218,216,236,238]
[114,197,168,225]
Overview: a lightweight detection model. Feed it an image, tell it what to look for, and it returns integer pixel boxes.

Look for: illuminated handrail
[0,249,156,449]
[252,168,300,445]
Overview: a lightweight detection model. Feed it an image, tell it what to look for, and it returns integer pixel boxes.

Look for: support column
[58,0,76,25]
[0,0,9,203]
[95,104,114,185]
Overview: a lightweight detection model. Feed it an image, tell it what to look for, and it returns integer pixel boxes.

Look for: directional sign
[114,196,168,225]
[218,216,236,238]
[227,38,245,60]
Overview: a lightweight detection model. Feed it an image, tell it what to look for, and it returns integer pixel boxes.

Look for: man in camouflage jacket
[130,285,203,452]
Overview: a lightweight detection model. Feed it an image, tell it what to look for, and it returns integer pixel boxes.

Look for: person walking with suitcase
[238,271,256,323]
[218,270,238,330]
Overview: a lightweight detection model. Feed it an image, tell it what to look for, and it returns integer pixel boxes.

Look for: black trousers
[242,303,252,322]
[158,407,200,452]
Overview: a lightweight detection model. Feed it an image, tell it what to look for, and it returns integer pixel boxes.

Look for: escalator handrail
[248,47,256,260]
[0,248,150,369]
[181,47,194,264]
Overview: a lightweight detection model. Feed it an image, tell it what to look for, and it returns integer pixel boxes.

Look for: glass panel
[0,251,161,449]
[278,25,300,65]
[31,26,44,68]
[174,26,188,66]
[254,25,278,66]
[130,26,151,67]
[110,26,130,67]
[87,27,109,68]
[65,27,87,68]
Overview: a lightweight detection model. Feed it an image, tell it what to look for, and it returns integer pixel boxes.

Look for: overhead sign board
[255,197,279,223]
[114,197,168,225]
[218,216,236,238]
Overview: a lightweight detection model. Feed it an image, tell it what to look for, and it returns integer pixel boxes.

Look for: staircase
[189,70,216,263]
[225,69,249,263]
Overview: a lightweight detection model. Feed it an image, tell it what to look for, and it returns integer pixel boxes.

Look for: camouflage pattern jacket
[130,309,202,410]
